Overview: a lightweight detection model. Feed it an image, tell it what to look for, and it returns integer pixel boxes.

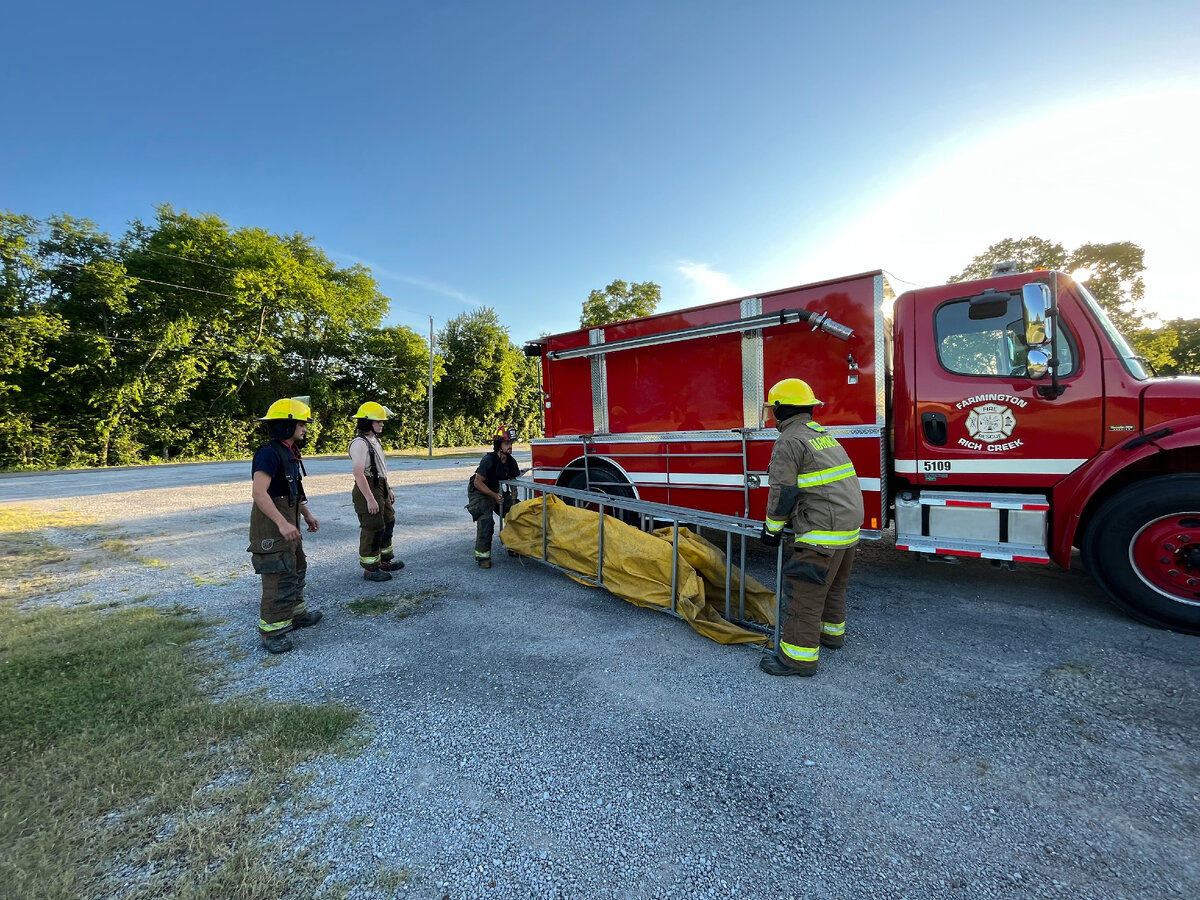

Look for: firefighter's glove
[760,524,782,548]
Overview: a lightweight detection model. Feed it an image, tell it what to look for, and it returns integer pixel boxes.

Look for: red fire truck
[522,268,1200,634]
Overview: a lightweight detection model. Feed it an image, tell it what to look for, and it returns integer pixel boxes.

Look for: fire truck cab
[525,269,1200,634]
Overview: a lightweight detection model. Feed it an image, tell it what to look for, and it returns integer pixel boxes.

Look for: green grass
[347,595,402,616]
[0,509,76,603]
[347,586,448,619]
[100,537,169,569]
[0,509,364,899]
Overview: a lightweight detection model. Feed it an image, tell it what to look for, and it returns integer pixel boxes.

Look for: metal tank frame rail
[500,476,788,647]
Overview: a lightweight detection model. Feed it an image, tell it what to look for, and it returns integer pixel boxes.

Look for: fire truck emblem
[966,403,1016,443]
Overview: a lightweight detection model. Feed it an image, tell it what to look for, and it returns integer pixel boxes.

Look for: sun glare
[772,81,1200,321]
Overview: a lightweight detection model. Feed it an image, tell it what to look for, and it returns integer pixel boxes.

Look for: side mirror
[1025,348,1050,379]
[1021,283,1053,346]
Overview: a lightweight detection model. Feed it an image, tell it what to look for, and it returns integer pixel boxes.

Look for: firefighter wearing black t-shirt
[467,425,521,568]
[248,397,322,654]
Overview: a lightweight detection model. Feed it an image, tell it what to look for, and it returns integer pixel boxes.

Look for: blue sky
[4,1,1197,342]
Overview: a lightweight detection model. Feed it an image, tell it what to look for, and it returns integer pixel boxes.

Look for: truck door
[902,282,1104,491]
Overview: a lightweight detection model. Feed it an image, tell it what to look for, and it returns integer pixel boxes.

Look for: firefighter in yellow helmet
[467,425,522,568]
[248,397,322,654]
[759,378,863,676]
[349,401,403,581]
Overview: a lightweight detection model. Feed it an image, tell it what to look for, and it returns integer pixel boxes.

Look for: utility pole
[428,316,434,458]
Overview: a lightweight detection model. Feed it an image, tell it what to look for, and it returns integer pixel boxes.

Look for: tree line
[3,209,1196,472]
[0,207,542,469]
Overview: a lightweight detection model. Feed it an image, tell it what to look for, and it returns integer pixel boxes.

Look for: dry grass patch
[0,508,84,602]
[347,586,448,619]
[0,512,364,899]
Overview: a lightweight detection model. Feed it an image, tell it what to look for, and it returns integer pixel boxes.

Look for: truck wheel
[1083,474,1200,635]
[561,464,639,526]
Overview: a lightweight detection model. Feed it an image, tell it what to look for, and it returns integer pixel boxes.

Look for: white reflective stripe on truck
[531,470,882,492]
[894,458,1087,476]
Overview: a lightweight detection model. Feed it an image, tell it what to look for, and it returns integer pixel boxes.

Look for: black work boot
[380,559,405,572]
[477,557,492,569]
[293,609,323,628]
[363,568,392,582]
[758,653,816,677]
[261,634,293,654]
[819,634,844,650]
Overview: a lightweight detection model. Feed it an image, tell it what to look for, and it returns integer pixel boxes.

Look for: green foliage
[503,353,545,441]
[1130,325,1179,374]
[1144,318,1200,375]
[580,279,661,328]
[1069,241,1146,336]
[1167,319,1200,375]
[0,206,541,469]
[434,307,524,430]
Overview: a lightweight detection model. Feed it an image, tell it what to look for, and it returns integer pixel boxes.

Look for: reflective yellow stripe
[360,555,380,565]
[379,545,393,555]
[779,641,819,662]
[475,550,491,559]
[293,602,307,616]
[796,528,860,546]
[259,619,292,632]
[765,517,786,532]
[796,463,856,488]
[821,620,845,636]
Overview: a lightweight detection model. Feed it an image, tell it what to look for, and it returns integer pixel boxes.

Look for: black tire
[560,463,640,526]
[1082,474,1200,635]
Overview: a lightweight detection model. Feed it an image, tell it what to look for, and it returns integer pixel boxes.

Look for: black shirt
[474,451,521,494]
[252,441,306,501]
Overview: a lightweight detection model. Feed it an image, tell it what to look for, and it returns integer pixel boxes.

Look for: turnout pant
[778,544,855,670]
[249,497,309,638]
[352,479,395,569]
[467,489,512,560]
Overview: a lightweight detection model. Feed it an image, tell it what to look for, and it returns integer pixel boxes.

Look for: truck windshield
[1074,281,1149,380]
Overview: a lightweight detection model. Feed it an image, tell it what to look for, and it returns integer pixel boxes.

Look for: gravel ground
[4,454,1198,899]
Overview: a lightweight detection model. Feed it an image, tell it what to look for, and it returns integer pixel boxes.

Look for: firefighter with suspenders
[349,402,404,582]
[759,378,863,677]
[467,425,522,568]
[248,397,322,654]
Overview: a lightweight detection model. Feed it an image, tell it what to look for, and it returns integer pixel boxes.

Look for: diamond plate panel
[740,296,763,428]
[589,328,609,434]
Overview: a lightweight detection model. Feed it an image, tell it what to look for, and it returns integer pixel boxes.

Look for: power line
[882,269,927,289]
[0,322,441,375]
[53,260,243,300]
[135,247,242,272]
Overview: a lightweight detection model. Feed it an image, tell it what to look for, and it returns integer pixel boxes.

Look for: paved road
[0,453,518,502]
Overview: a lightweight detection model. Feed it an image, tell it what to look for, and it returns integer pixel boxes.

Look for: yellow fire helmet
[259,397,312,422]
[353,401,393,421]
[766,378,823,407]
